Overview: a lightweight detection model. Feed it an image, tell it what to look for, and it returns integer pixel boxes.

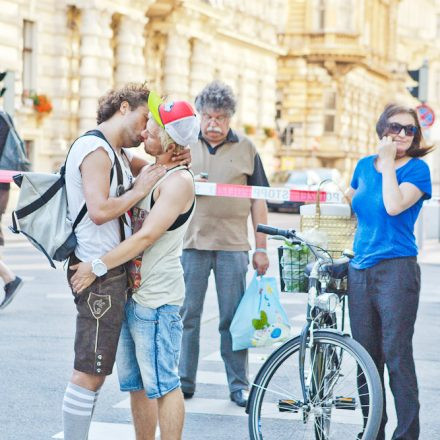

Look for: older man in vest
[179,81,270,407]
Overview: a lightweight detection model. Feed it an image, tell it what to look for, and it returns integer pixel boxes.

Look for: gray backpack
[0,111,31,172]
[10,130,126,268]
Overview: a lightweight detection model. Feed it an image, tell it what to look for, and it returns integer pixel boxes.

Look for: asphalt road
[0,212,439,439]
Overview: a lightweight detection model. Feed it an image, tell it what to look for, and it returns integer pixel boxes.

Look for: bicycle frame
[257,224,351,411]
[299,257,348,409]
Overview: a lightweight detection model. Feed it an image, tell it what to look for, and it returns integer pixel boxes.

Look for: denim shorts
[116,298,183,399]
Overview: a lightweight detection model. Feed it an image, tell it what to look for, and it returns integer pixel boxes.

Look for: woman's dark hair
[97,83,150,124]
[376,103,434,157]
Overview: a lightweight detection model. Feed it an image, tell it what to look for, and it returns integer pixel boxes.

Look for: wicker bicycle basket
[278,246,348,293]
[299,181,357,254]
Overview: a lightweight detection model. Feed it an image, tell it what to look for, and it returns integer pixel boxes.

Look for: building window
[22,20,35,93]
[317,0,326,31]
[338,0,353,32]
[323,90,337,133]
[281,124,295,146]
[24,140,34,166]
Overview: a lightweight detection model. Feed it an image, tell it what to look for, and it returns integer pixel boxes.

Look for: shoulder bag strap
[69,130,125,240]
[84,129,126,240]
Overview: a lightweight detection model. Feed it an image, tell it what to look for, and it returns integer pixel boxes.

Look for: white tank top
[65,134,134,261]
[128,166,195,309]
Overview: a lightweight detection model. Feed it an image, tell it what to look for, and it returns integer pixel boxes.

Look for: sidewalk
[418,239,440,265]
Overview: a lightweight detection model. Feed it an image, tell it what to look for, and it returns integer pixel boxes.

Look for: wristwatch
[91,259,108,277]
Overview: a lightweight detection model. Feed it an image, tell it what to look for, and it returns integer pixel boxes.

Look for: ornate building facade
[277,0,404,182]
[1,0,439,192]
[0,0,285,174]
[277,0,440,190]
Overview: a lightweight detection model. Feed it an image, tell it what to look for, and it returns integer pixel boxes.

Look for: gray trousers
[348,257,421,440]
[179,249,249,393]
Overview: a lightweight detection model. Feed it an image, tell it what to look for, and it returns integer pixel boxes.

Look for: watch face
[92,260,107,277]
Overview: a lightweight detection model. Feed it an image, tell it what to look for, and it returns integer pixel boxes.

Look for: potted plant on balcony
[263,127,276,138]
[243,124,256,135]
[23,90,53,117]
[31,93,52,114]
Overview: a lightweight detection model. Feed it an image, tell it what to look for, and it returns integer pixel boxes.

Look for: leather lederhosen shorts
[67,253,128,376]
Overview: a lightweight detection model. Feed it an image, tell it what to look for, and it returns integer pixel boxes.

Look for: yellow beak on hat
[147,91,164,127]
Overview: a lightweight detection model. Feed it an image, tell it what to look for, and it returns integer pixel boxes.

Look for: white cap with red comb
[148,93,200,146]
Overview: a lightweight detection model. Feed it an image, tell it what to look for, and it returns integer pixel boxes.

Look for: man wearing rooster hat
[71,92,199,439]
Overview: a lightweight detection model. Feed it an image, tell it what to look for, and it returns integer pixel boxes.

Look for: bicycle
[247,224,383,440]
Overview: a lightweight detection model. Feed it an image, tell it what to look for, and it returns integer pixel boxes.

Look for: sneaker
[0,276,23,310]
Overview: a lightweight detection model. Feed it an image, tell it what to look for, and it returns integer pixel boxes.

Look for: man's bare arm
[99,172,193,267]
[251,198,269,275]
[70,172,194,292]
[81,148,165,225]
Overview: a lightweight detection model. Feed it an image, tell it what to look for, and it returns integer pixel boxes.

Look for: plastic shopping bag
[230,272,291,351]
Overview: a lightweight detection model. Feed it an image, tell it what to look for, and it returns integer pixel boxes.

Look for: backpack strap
[80,129,127,241]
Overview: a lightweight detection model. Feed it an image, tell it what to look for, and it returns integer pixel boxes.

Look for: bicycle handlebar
[256,224,296,239]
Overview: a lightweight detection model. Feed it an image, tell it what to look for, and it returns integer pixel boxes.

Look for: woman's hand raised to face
[378,136,397,163]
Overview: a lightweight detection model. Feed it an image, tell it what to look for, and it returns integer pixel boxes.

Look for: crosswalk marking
[112,395,370,425]
[46,293,71,299]
[280,295,306,305]
[203,350,270,364]
[185,397,248,417]
[52,422,135,439]
[2,252,45,260]
[114,395,247,418]
[113,370,237,409]
[8,262,62,270]
[3,241,33,248]
[290,313,304,321]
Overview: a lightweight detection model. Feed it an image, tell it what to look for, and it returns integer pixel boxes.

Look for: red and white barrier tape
[194,182,344,203]
[0,170,19,183]
[3,170,439,203]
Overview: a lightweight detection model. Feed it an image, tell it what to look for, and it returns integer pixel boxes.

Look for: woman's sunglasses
[386,122,418,137]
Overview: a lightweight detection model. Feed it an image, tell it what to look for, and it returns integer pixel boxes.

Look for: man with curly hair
[61,83,190,440]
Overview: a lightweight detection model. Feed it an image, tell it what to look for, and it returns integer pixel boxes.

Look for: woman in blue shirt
[346,104,432,440]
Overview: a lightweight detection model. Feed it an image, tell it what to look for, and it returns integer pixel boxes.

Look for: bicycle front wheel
[248,330,383,440]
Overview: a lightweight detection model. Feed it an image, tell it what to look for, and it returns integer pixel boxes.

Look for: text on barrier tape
[194,182,344,203]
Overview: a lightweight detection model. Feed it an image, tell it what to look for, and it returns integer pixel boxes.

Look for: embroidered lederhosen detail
[87,292,112,353]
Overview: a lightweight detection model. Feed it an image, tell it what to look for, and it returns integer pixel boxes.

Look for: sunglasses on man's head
[386,122,418,137]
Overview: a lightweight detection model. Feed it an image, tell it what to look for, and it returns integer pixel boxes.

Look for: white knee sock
[62,382,98,440]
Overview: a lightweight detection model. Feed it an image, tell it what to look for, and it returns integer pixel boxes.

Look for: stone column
[114,15,148,88]
[78,7,113,133]
[162,32,191,100]
[38,5,73,165]
[189,38,213,100]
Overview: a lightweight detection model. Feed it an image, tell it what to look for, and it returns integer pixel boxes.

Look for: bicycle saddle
[304,258,349,279]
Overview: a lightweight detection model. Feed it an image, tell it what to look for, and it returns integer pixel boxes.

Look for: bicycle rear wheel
[248,330,382,440]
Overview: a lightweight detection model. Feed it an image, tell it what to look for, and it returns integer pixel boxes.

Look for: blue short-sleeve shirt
[350,155,431,269]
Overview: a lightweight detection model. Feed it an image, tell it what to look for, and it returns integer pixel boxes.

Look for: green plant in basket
[281,242,311,292]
